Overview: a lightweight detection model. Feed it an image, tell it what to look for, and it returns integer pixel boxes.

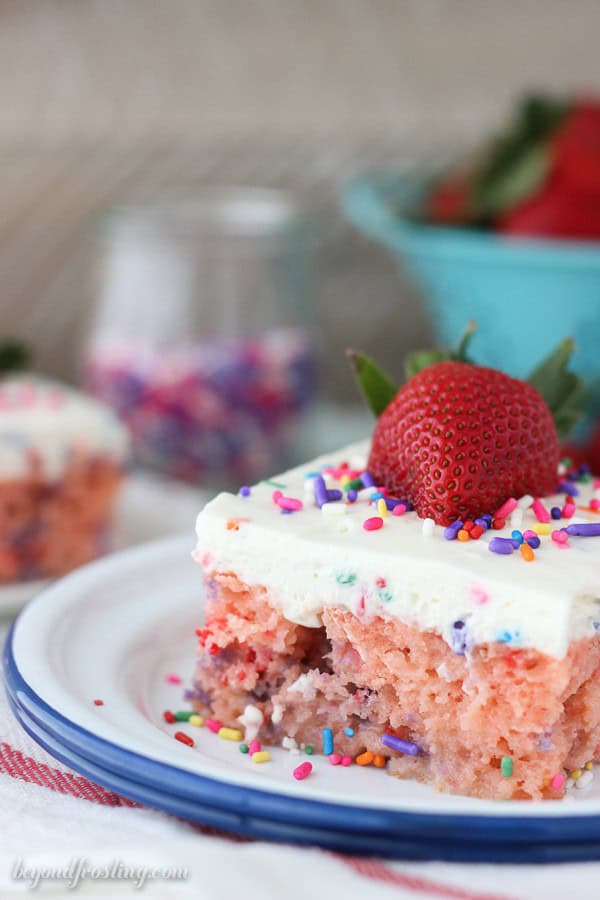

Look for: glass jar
[84,189,319,486]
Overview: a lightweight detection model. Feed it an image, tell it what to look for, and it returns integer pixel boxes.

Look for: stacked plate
[5,536,600,862]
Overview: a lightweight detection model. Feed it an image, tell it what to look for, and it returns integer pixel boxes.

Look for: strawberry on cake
[0,375,128,581]
[193,333,600,800]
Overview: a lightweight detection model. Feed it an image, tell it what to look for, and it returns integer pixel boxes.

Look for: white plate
[9,532,600,815]
[6,535,600,859]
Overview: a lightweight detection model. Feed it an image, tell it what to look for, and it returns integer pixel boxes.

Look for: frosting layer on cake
[195,440,600,659]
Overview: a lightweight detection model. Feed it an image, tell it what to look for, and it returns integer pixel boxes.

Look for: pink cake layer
[0,456,123,582]
[194,570,600,800]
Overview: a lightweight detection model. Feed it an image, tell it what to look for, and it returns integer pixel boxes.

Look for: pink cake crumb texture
[0,456,123,582]
[194,570,600,800]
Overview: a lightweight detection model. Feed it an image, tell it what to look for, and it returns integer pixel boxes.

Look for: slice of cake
[192,344,600,800]
[0,375,128,581]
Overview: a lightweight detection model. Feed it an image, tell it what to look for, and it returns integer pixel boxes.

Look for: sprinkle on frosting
[470,586,489,605]
[532,499,551,523]
[444,521,463,540]
[566,523,600,537]
[489,537,514,555]
[360,471,375,488]
[495,497,517,519]
[422,517,435,537]
[520,543,535,562]
[336,572,357,585]
[276,495,303,511]
[363,516,384,531]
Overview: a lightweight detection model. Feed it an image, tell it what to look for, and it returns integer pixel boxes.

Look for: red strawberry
[426,176,470,225]
[563,420,600,475]
[368,361,560,525]
[552,100,600,195]
[499,175,600,240]
[585,423,600,475]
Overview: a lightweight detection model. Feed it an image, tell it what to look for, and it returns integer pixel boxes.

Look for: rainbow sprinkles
[192,439,600,800]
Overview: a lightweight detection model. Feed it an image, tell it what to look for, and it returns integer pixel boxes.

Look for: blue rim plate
[8,686,600,863]
[4,535,600,862]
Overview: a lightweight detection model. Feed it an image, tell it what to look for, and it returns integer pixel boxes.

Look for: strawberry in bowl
[342,92,600,453]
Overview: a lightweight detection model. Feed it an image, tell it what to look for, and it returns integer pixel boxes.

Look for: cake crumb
[237,704,264,742]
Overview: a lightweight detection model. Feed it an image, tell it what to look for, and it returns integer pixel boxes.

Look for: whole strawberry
[368,360,560,526]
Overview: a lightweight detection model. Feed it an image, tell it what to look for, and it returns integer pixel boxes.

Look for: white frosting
[0,375,129,480]
[195,440,600,659]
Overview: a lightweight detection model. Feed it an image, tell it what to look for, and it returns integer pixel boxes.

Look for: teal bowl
[342,173,600,420]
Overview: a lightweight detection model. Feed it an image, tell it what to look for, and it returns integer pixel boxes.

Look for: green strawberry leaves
[405,321,477,379]
[404,349,449,380]
[417,93,570,227]
[469,94,568,220]
[346,350,396,417]
[472,145,549,220]
[0,340,30,375]
[348,323,585,440]
[527,338,586,440]
[350,322,477,415]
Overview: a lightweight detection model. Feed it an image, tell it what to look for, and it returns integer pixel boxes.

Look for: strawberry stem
[454,320,477,362]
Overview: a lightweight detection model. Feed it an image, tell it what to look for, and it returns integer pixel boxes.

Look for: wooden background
[1,1,599,389]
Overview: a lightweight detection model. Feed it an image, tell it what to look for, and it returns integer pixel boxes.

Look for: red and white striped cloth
[1,629,599,900]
